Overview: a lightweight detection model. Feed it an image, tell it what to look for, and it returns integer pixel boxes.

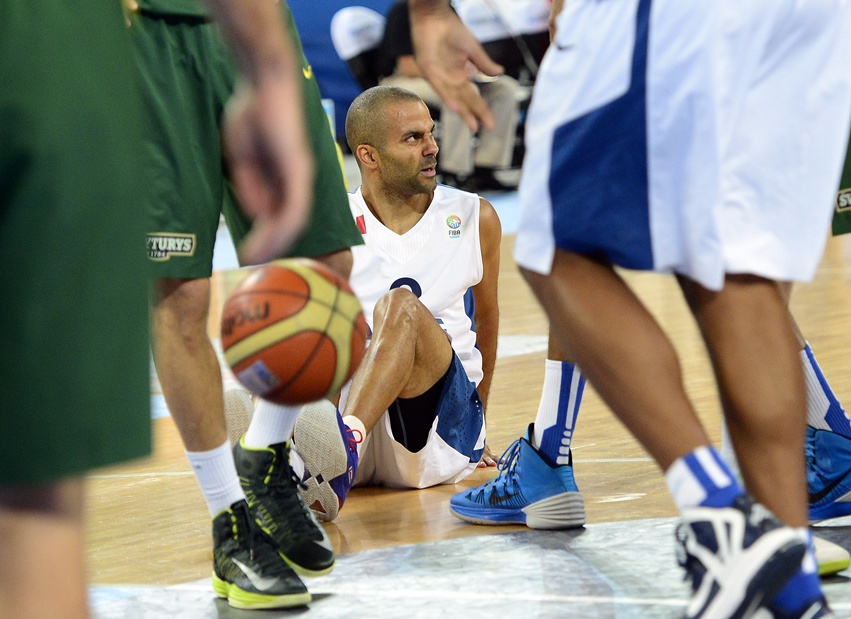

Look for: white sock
[185,440,245,517]
[243,398,301,448]
[665,446,741,511]
[795,528,818,575]
[532,360,585,465]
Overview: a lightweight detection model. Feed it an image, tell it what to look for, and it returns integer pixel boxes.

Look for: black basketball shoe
[212,499,310,609]
[234,438,335,576]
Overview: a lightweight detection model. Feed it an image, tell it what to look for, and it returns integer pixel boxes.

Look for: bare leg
[547,330,567,360]
[521,251,709,471]
[0,479,88,619]
[344,287,454,433]
[680,274,807,526]
[151,277,227,451]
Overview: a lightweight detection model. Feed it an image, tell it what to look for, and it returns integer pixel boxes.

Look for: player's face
[379,101,439,195]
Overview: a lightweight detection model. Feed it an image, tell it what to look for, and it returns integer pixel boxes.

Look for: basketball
[220,258,368,405]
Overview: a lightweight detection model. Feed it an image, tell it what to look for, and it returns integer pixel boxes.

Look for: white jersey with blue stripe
[348,185,484,386]
[515,0,851,291]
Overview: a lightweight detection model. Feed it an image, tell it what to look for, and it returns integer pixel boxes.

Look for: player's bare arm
[549,0,566,41]
[205,0,313,264]
[407,0,502,132]
[472,198,501,466]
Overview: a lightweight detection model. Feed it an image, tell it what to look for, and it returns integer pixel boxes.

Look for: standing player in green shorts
[1,0,316,616]
[0,3,149,618]
[130,0,362,609]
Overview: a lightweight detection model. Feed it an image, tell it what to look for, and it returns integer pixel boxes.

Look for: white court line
[90,472,193,479]
[302,586,689,608]
[90,458,654,480]
[90,581,851,612]
[99,579,689,608]
[92,580,851,613]
[580,458,654,463]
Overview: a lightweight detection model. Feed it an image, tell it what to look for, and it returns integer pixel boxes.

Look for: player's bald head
[345,85,425,152]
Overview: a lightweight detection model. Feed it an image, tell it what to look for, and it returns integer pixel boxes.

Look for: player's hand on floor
[478,443,498,468]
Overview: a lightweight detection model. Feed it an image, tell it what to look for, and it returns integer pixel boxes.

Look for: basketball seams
[224,297,335,367]
[221,258,366,404]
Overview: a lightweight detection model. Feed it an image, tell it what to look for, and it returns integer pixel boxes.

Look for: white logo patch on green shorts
[147,233,196,261]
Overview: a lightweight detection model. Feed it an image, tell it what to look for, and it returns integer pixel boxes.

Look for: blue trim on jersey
[463,287,476,332]
[435,354,484,463]
[548,0,653,269]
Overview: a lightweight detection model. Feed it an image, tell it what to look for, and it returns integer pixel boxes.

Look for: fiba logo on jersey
[446,215,462,240]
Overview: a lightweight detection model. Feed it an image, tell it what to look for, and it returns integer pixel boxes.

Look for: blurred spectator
[376,0,521,191]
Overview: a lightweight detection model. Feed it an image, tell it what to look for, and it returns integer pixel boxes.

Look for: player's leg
[133,12,307,608]
[525,254,808,618]
[0,481,88,619]
[223,0,363,568]
[450,333,587,529]
[708,1,851,609]
[681,274,828,617]
[683,276,807,524]
[720,280,851,571]
[348,287,454,432]
[291,287,455,520]
[0,2,151,616]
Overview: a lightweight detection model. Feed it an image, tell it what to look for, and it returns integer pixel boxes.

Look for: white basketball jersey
[348,185,484,386]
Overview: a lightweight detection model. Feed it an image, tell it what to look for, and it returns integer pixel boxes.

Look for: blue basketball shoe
[807,426,851,522]
[760,597,836,619]
[293,400,362,522]
[449,425,585,529]
[676,495,806,619]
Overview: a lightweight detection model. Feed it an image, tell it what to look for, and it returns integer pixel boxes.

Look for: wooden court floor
[84,232,851,588]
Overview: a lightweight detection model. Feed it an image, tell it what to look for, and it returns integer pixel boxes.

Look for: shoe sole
[686,529,806,619]
[450,491,586,530]
[212,574,311,609]
[814,535,851,577]
[294,401,348,522]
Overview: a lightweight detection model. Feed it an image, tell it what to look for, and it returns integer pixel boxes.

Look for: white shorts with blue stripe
[514,0,851,291]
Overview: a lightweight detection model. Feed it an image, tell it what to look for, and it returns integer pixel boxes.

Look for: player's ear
[356,144,378,168]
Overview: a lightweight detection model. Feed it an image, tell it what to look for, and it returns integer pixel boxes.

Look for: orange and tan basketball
[221,258,368,405]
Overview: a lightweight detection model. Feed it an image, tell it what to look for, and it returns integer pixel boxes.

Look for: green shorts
[134,4,361,278]
[833,136,851,236]
[0,0,151,484]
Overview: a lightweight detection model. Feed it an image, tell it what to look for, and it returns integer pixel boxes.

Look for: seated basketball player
[290,85,501,522]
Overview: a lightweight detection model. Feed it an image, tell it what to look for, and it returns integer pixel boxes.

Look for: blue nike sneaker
[449,425,585,529]
[807,426,851,522]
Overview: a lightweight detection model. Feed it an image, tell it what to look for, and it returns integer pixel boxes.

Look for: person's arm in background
[205,0,313,264]
[407,0,502,132]
[549,0,565,41]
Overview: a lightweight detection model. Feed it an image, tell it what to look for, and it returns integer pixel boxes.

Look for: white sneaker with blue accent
[676,495,807,619]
